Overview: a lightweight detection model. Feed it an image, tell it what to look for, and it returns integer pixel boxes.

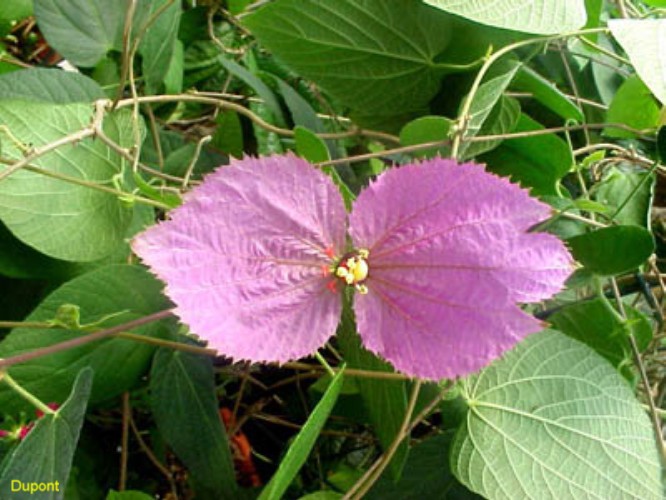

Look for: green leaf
[0,222,81,280]
[368,433,480,500]
[295,126,330,163]
[0,68,104,103]
[643,0,666,6]
[609,19,666,105]
[512,66,584,122]
[462,96,521,159]
[0,0,33,21]
[399,116,452,158]
[34,0,125,67]
[592,165,655,227]
[259,369,345,500]
[0,265,174,412]
[0,103,136,261]
[463,59,522,140]
[424,0,587,34]
[480,114,571,195]
[604,75,661,138]
[0,368,93,500]
[568,225,654,275]
[451,330,663,500]
[243,0,453,131]
[338,312,408,480]
[163,40,184,95]
[550,299,653,380]
[139,0,182,94]
[150,347,238,499]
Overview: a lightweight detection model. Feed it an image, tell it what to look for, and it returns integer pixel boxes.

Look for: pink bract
[132,154,573,380]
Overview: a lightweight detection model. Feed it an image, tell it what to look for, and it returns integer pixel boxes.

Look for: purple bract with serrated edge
[132,153,573,380]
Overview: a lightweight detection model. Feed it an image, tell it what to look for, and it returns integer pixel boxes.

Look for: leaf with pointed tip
[452,330,663,500]
[243,0,454,131]
[0,368,93,499]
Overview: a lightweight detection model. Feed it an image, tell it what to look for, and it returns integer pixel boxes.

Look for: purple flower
[132,154,572,380]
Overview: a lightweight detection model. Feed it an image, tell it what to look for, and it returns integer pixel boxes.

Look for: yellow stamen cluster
[335,249,370,294]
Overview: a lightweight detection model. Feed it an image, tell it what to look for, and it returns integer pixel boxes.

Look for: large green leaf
[568,225,654,275]
[550,299,652,381]
[0,264,174,412]
[424,0,587,34]
[34,0,125,67]
[480,114,571,195]
[451,330,663,499]
[609,19,666,105]
[0,0,33,22]
[243,0,454,130]
[0,68,104,103]
[0,368,93,500]
[150,347,237,499]
[0,102,136,261]
[259,369,345,500]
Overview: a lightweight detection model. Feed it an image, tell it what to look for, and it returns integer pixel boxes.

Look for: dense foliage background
[0,0,665,498]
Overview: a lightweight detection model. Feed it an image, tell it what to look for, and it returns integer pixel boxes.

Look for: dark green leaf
[451,330,663,499]
[244,0,454,131]
[550,299,653,380]
[106,491,155,500]
[0,265,174,412]
[368,433,481,500]
[212,111,244,158]
[150,347,238,499]
[0,368,93,500]
[0,68,104,103]
[139,0,182,94]
[568,225,654,275]
[659,126,666,164]
[259,369,345,500]
[338,312,408,480]
[480,114,571,195]
[512,66,584,122]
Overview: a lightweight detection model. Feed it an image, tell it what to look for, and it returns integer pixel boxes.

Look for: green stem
[0,372,55,416]
[314,351,336,377]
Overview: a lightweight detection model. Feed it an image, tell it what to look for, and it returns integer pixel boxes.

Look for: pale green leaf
[399,116,452,158]
[424,0,587,34]
[452,330,663,500]
[0,68,104,103]
[462,96,521,159]
[0,103,136,261]
[609,19,666,105]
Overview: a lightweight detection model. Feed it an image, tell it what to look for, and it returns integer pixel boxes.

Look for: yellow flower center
[334,249,370,294]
